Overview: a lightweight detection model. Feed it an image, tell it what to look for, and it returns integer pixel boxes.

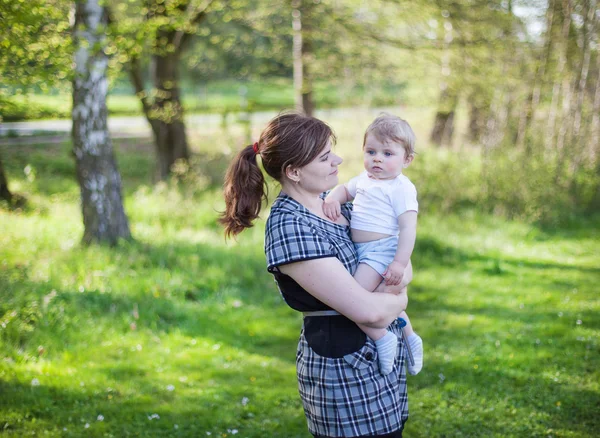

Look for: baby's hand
[323,199,341,221]
[383,260,405,286]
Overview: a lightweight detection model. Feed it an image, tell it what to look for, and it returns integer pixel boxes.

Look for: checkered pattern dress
[265,193,408,437]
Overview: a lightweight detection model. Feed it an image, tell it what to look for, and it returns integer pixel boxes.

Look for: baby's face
[363,134,412,180]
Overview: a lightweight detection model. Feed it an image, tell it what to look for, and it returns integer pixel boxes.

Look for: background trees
[1,0,599,224]
[0,0,71,204]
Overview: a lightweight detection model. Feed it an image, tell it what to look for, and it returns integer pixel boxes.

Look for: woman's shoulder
[266,194,300,225]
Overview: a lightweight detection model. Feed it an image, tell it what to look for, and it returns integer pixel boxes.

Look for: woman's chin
[324,175,338,188]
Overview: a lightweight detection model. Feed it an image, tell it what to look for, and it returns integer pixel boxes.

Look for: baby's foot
[407,333,423,375]
[375,331,398,375]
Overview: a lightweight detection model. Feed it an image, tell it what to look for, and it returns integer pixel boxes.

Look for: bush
[0,96,69,121]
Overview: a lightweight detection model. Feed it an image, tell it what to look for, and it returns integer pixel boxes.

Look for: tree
[0,0,71,206]
[72,0,131,245]
[292,0,315,116]
[110,0,217,181]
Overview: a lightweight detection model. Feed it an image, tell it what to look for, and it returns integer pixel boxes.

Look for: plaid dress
[265,193,408,437]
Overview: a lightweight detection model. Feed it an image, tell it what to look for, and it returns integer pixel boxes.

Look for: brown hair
[363,113,416,156]
[220,112,335,238]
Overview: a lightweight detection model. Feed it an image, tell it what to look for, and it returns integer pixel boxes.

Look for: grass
[1,111,599,437]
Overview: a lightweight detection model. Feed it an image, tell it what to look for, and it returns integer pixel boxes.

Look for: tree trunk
[590,23,600,165]
[467,98,487,144]
[430,89,457,147]
[515,3,554,153]
[72,0,131,245]
[0,155,13,203]
[292,0,315,116]
[151,50,189,180]
[430,17,456,147]
[128,1,199,183]
[545,0,572,153]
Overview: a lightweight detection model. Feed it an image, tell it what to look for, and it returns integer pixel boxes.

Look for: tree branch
[173,0,215,53]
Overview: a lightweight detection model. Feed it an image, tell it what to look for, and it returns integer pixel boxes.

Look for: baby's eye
[384,152,392,157]
[367,150,375,155]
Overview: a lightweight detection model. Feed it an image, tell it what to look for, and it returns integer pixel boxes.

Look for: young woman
[221,112,410,437]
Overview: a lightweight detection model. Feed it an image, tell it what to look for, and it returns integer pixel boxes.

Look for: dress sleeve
[391,180,418,217]
[265,211,336,273]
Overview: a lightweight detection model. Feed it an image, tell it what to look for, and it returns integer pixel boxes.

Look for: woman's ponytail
[220,145,267,238]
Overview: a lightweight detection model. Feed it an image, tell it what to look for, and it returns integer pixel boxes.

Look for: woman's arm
[279,258,407,329]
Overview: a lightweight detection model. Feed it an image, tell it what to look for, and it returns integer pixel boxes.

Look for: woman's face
[296,141,343,194]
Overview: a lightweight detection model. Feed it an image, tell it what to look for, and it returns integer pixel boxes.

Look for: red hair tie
[252,142,259,154]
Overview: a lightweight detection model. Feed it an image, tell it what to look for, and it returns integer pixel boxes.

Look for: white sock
[375,331,398,376]
[407,332,423,375]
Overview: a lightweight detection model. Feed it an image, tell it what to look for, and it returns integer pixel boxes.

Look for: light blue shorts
[355,235,398,276]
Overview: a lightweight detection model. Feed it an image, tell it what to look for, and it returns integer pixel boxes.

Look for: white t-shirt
[346,171,418,236]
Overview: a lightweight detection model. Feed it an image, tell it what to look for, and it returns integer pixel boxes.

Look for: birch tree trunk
[292,0,315,116]
[72,0,131,245]
[515,3,554,153]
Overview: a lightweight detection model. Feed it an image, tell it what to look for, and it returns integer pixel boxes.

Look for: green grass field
[1,113,599,437]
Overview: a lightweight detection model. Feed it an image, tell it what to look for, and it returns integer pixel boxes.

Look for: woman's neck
[281,183,323,213]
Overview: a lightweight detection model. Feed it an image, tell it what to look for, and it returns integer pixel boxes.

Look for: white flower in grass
[174,424,179,429]
[166,384,175,391]
[241,397,249,406]
[84,423,90,429]
[227,429,238,435]
[97,415,104,421]
[31,378,40,387]
[206,433,212,436]
[148,413,160,420]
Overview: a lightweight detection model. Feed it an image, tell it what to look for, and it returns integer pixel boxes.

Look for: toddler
[323,113,423,375]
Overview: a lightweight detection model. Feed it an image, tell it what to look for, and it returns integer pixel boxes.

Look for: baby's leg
[399,310,423,375]
[354,263,397,375]
[354,263,388,341]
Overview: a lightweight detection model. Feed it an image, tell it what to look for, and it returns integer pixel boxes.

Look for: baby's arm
[383,211,417,286]
[323,184,353,220]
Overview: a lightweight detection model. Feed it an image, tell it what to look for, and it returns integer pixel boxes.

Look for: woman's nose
[333,154,343,165]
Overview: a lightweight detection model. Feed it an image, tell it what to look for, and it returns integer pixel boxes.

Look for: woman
[220,112,410,437]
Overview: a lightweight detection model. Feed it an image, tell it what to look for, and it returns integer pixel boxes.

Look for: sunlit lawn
[1,113,598,437]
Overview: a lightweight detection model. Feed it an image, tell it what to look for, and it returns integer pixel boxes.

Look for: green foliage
[1,127,599,436]
[0,0,71,90]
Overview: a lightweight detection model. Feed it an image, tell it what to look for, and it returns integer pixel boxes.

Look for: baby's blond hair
[363,113,416,156]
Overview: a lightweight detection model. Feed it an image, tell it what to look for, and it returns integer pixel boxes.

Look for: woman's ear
[285,165,301,183]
